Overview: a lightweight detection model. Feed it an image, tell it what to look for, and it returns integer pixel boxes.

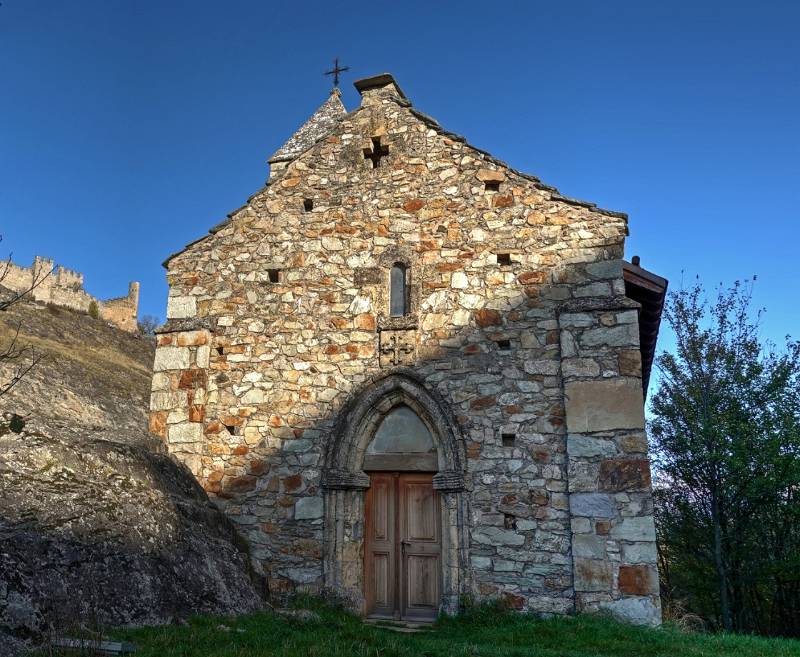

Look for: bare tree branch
[0,234,50,397]
[0,236,54,312]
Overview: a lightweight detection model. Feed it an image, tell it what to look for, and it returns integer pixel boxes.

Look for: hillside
[0,300,154,441]
[0,300,263,656]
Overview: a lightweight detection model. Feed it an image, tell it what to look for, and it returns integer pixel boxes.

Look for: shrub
[88,301,99,319]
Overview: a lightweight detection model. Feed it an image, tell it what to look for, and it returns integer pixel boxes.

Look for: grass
[107,599,800,657]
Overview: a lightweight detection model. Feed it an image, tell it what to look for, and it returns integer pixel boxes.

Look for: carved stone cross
[380,333,414,366]
[363,137,389,168]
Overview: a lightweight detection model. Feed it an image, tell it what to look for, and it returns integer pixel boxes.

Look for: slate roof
[268,88,347,164]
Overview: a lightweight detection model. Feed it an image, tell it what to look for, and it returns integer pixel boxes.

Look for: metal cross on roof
[324,57,350,88]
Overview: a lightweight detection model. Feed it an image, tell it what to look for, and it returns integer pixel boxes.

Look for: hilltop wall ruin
[2,256,139,332]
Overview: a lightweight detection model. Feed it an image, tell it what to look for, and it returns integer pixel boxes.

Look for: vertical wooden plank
[399,473,441,621]
[364,473,396,618]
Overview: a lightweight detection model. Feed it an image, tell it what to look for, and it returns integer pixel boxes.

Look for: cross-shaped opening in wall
[364,137,389,168]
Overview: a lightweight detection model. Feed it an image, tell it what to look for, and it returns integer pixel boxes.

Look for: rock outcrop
[0,300,263,655]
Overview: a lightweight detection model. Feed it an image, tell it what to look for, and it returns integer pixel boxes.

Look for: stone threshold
[363,618,435,633]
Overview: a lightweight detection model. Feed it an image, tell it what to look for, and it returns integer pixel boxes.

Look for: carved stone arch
[324,369,466,490]
[321,370,471,615]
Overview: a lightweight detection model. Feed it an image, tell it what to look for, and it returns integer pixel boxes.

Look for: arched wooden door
[362,405,442,621]
[364,473,441,621]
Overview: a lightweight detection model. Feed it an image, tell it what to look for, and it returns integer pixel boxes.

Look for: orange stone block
[470,395,496,410]
[177,331,208,347]
[475,309,502,327]
[249,459,270,476]
[618,565,657,596]
[148,411,167,438]
[518,271,547,285]
[283,474,303,492]
[188,404,205,422]
[403,199,425,212]
[354,313,376,330]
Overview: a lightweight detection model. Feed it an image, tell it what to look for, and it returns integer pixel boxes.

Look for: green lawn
[108,600,800,657]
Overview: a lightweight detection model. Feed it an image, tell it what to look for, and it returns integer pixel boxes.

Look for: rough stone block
[618,565,658,595]
[572,534,606,559]
[567,435,618,458]
[471,556,492,570]
[475,309,502,327]
[167,296,196,319]
[564,379,645,433]
[562,358,600,378]
[574,558,612,592]
[168,422,202,444]
[148,411,167,438]
[622,541,658,564]
[586,260,622,280]
[472,526,525,546]
[580,323,639,348]
[569,493,616,518]
[153,347,191,372]
[618,349,642,376]
[196,345,210,368]
[599,458,652,492]
[476,168,505,182]
[295,497,324,520]
[600,596,661,626]
[176,330,208,347]
[610,516,656,542]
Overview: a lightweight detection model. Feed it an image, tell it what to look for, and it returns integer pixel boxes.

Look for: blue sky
[1,1,798,349]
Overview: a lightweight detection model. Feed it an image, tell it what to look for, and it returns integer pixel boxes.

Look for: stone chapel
[149,73,668,625]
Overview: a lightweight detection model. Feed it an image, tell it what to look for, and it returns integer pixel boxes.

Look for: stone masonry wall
[1,257,140,332]
[149,77,660,623]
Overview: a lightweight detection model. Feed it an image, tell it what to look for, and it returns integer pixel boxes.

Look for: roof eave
[623,260,668,397]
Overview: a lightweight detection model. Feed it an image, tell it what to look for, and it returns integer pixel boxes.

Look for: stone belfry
[151,72,667,625]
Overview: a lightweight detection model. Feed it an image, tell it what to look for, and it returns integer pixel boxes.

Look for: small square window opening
[485,180,500,192]
[497,253,512,266]
[497,339,511,351]
[303,198,314,212]
[267,269,281,283]
[502,433,516,447]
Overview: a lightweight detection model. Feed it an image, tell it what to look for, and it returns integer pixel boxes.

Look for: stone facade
[1,256,140,332]
[150,74,662,624]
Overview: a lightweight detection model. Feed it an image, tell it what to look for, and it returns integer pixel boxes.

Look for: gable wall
[150,87,659,621]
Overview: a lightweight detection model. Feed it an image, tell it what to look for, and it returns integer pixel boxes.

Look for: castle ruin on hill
[2,256,139,332]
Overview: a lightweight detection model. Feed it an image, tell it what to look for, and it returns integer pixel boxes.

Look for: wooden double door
[364,473,441,621]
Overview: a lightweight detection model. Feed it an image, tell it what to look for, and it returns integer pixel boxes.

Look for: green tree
[650,279,800,637]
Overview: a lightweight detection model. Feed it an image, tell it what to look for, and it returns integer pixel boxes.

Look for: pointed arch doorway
[363,405,441,621]
[322,372,470,619]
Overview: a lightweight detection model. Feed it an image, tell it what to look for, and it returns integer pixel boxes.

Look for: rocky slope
[0,300,263,655]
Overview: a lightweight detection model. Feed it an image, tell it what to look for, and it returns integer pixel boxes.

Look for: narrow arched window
[390,263,407,317]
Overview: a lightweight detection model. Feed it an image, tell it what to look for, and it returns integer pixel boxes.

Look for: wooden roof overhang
[623,259,668,397]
